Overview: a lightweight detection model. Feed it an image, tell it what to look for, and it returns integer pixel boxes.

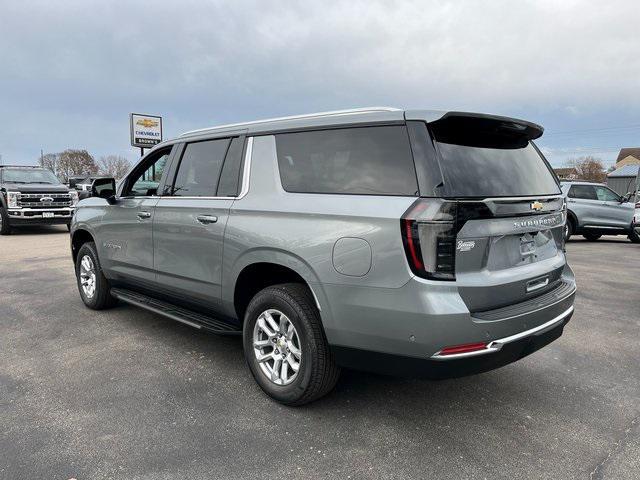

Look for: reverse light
[401,199,457,280]
[7,191,20,209]
[438,342,488,356]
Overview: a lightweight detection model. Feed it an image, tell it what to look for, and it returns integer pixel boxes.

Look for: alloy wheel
[79,254,97,299]
[253,309,301,386]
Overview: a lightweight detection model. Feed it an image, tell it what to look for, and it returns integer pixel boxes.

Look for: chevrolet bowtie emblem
[530,201,544,211]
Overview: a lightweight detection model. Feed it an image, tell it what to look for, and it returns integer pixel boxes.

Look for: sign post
[130,113,163,156]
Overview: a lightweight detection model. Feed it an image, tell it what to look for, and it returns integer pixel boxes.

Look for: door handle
[196,215,218,225]
[137,211,152,219]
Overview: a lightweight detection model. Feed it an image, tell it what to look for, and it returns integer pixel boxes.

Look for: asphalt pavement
[1,226,639,479]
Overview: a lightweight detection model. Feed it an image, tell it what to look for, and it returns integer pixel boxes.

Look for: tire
[0,207,11,235]
[243,283,340,406]
[564,216,575,242]
[583,233,602,241]
[75,241,117,310]
[629,229,640,244]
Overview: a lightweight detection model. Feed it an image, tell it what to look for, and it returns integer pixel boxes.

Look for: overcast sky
[1,0,639,168]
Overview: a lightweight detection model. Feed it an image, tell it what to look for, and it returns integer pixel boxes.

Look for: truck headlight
[69,190,79,206]
[7,191,19,209]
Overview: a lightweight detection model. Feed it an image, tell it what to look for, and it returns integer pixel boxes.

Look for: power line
[544,124,640,137]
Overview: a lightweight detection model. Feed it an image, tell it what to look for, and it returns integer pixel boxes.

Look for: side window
[568,185,597,200]
[172,138,230,197]
[217,137,245,197]
[275,126,418,196]
[595,186,620,202]
[125,148,171,197]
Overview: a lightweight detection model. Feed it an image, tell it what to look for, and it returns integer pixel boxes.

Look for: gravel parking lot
[1,226,639,480]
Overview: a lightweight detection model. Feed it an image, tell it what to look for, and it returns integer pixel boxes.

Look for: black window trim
[274,123,421,198]
[165,136,245,200]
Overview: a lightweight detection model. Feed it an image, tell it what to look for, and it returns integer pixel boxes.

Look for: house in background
[553,167,579,180]
[615,148,640,168]
[607,164,639,198]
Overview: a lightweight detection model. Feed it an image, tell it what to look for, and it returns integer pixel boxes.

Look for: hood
[2,183,71,193]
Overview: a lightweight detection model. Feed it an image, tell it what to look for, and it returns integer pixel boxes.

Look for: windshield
[431,118,560,198]
[1,168,63,185]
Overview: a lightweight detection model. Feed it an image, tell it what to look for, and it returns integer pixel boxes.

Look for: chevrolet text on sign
[130,113,163,148]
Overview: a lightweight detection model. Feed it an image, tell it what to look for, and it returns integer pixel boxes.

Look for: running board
[110,288,241,335]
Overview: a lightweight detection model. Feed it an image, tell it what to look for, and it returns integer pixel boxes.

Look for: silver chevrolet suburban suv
[71,108,576,405]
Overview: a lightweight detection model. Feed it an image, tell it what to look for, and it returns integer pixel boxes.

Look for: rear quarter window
[275,126,418,196]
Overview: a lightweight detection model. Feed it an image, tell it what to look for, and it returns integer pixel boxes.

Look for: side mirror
[621,193,631,203]
[91,178,117,204]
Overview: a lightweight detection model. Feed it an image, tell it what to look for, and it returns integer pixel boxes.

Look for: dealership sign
[130,113,163,148]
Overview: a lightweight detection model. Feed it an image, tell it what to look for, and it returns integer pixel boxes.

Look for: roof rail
[180,107,401,137]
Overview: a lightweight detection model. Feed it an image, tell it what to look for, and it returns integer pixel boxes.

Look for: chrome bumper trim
[431,305,574,360]
[7,207,75,218]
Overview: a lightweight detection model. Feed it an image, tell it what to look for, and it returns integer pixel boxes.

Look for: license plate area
[485,230,557,270]
[42,212,54,218]
[519,233,536,256]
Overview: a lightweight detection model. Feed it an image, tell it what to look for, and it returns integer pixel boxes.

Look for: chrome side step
[110,288,241,336]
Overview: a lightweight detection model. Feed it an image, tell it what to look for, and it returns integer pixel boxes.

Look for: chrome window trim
[457,194,564,203]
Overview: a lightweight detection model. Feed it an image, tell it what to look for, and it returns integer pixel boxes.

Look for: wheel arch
[71,228,95,263]
[228,249,327,325]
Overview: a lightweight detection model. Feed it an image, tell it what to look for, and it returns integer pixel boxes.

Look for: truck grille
[17,193,72,208]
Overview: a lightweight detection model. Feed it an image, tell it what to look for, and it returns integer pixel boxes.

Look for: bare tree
[57,149,98,183]
[38,153,59,174]
[97,155,131,179]
[565,156,606,183]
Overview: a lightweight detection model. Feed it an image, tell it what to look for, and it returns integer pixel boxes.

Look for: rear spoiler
[405,110,544,141]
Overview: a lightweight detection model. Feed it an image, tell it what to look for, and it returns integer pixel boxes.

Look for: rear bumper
[332,307,572,379]
[321,264,575,377]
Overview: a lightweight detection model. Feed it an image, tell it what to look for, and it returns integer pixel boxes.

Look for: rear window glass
[431,120,560,198]
[275,126,418,196]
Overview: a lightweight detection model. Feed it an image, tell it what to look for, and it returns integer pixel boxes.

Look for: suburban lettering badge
[513,214,561,229]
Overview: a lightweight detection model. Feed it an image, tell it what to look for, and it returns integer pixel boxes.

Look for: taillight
[401,199,457,280]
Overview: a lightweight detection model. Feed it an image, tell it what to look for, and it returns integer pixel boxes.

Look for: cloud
[1,0,639,165]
